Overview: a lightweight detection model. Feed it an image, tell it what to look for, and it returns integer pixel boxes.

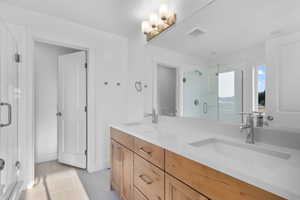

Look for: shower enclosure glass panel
[180,65,243,123]
[182,66,218,120]
[0,23,20,198]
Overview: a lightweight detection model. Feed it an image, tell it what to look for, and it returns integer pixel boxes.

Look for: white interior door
[266,32,300,129]
[58,51,87,169]
[0,24,19,197]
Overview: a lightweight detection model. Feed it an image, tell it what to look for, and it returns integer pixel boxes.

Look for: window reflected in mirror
[218,70,243,123]
[253,65,266,113]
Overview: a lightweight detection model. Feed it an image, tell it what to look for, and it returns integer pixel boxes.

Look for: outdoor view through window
[255,65,266,112]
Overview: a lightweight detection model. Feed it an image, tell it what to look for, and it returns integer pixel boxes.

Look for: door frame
[33,40,88,168]
[29,36,95,182]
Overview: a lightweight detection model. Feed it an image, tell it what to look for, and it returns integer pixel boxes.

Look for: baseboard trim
[36,152,57,163]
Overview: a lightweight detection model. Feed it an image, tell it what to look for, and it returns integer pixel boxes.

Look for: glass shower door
[182,66,218,120]
[181,65,243,122]
[0,23,20,198]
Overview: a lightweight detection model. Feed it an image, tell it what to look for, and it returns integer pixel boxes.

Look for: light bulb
[166,8,176,25]
[141,21,151,34]
[149,13,159,28]
[159,4,169,21]
[168,8,175,18]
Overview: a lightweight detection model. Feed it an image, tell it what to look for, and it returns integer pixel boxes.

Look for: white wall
[34,42,78,163]
[0,2,128,188]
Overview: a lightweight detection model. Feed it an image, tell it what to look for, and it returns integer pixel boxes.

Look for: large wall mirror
[149,0,300,129]
[154,62,243,123]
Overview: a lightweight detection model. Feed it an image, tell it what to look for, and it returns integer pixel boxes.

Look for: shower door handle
[0,102,12,128]
[0,159,5,171]
[203,102,208,114]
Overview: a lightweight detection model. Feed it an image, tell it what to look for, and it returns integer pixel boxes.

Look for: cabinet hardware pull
[203,102,208,114]
[139,147,152,155]
[139,174,153,184]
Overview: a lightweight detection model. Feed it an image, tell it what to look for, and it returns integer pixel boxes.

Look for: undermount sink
[189,138,291,164]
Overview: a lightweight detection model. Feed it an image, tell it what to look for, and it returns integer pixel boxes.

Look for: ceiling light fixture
[141,4,176,41]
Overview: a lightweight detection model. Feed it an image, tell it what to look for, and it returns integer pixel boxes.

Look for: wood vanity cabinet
[165,150,285,200]
[110,128,286,200]
[111,138,134,200]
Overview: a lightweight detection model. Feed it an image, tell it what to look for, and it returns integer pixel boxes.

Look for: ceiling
[2,0,300,59]
[0,0,209,37]
[149,0,300,58]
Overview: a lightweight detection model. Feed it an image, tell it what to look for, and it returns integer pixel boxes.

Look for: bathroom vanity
[110,122,300,200]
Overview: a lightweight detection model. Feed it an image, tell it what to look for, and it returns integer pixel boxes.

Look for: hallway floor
[21,161,120,200]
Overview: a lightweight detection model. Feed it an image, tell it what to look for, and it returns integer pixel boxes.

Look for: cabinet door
[121,146,134,200]
[111,140,122,194]
[266,32,300,128]
[165,174,208,200]
[134,188,148,200]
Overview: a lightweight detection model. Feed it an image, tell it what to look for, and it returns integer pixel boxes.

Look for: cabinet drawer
[165,150,286,200]
[165,174,208,200]
[134,137,165,169]
[134,187,148,200]
[134,154,164,200]
[111,128,134,151]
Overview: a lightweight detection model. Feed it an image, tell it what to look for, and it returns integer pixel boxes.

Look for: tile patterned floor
[20,161,120,200]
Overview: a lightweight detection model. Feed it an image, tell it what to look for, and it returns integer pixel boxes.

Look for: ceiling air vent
[187,28,206,37]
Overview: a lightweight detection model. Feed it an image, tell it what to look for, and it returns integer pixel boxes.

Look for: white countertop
[110,120,300,200]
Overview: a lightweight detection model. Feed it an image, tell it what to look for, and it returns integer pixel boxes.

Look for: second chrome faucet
[144,109,158,124]
[240,113,255,144]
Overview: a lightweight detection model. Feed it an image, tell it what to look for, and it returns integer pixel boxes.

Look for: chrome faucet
[240,113,255,144]
[144,109,158,124]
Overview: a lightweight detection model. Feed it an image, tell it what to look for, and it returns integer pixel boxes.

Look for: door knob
[56,112,62,117]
